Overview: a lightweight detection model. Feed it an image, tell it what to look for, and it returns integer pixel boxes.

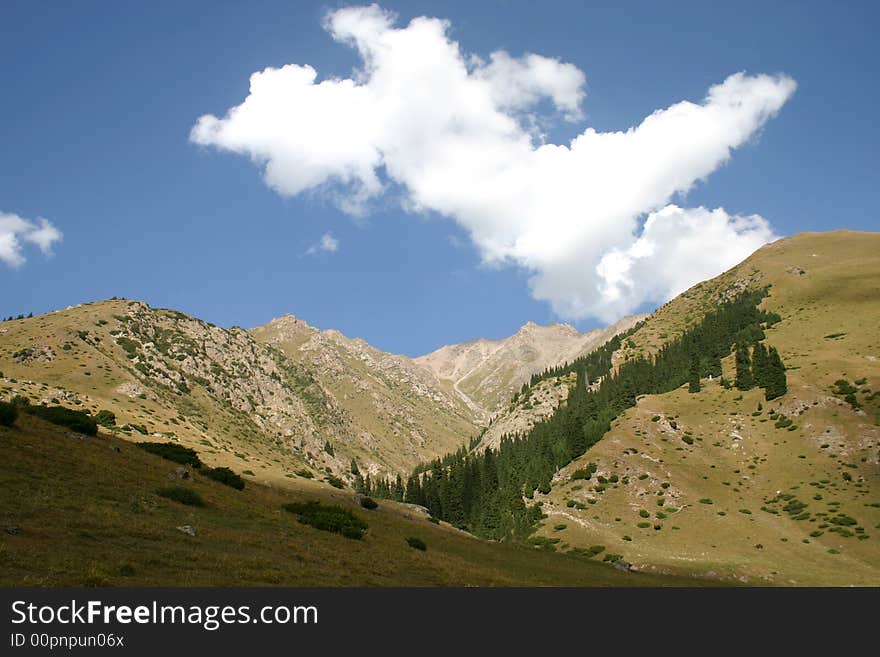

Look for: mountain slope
[528,230,880,585]
[0,300,478,483]
[0,412,703,586]
[249,315,479,476]
[416,315,645,418]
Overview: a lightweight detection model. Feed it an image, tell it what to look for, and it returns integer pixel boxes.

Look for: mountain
[0,299,645,483]
[416,315,646,418]
[478,230,880,585]
[2,230,877,586]
[0,300,479,484]
[249,314,478,476]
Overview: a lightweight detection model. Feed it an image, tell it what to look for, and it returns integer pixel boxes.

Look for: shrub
[639,509,649,518]
[282,501,368,539]
[699,498,714,505]
[325,475,345,489]
[137,441,202,467]
[360,497,378,510]
[295,469,314,479]
[202,466,245,490]
[24,404,97,435]
[406,537,427,551]
[94,409,116,428]
[157,486,205,507]
[0,401,17,427]
[528,536,560,551]
[588,545,605,555]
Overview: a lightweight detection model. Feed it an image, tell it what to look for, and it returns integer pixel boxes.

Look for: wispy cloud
[306,232,339,255]
[0,212,62,268]
[192,4,794,321]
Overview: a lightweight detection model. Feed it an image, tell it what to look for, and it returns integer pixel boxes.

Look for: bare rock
[176,525,196,537]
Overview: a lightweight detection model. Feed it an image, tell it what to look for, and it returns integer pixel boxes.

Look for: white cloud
[306,232,339,255]
[592,205,777,321]
[191,4,796,321]
[0,212,62,268]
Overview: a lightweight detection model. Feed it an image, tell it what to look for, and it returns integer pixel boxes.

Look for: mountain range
[1,230,877,586]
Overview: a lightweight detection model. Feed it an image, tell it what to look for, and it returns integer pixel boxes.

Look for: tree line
[361,288,787,541]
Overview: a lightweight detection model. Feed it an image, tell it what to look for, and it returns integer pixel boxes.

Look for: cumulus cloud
[0,212,62,268]
[191,4,795,321]
[306,232,339,255]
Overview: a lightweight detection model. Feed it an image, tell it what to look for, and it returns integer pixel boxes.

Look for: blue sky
[1,0,877,356]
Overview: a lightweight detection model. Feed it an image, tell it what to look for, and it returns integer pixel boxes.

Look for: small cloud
[306,232,339,255]
[0,212,62,268]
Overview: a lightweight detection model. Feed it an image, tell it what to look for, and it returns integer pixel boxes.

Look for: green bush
[94,409,116,428]
[360,497,378,510]
[699,498,714,505]
[137,441,202,467]
[282,501,368,540]
[406,537,427,551]
[202,466,245,490]
[325,475,345,489]
[571,468,592,480]
[157,486,205,507]
[24,404,97,435]
[0,401,17,427]
[295,469,314,479]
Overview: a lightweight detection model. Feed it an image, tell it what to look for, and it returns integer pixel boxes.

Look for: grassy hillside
[0,413,702,586]
[532,231,880,585]
[0,299,478,485]
[250,315,478,476]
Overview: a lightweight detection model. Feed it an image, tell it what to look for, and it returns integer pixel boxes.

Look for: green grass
[156,486,205,507]
[0,414,705,586]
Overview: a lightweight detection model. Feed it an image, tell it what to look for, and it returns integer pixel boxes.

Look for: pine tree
[752,342,769,388]
[765,347,787,400]
[688,352,701,393]
[735,343,754,390]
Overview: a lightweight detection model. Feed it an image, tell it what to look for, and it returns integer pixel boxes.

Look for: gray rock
[176,525,196,537]
[612,559,633,572]
[173,466,190,480]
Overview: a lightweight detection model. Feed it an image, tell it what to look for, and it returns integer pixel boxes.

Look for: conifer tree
[752,342,769,388]
[765,346,787,400]
[735,343,754,390]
